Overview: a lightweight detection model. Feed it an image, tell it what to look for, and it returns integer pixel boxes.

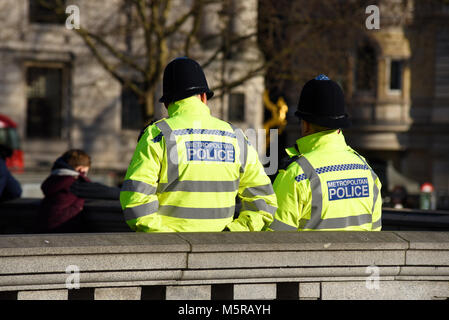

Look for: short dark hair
[302,119,334,133]
[309,122,333,133]
[61,149,91,168]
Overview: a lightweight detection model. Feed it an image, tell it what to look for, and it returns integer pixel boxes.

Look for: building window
[228,93,245,122]
[390,60,403,91]
[121,85,144,130]
[26,66,63,139]
[29,0,67,25]
[355,43,377,91]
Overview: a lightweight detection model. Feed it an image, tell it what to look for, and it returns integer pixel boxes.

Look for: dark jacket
[37,158,90,232]
[0,158,22,202]
[37,157,120,233]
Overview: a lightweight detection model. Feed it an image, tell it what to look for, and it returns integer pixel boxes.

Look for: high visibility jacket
[270,130,382,231]
[120,96,277,232]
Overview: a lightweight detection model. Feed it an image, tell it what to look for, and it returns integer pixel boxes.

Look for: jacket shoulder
[279,155,300,171]
[41,175,77,195]
[137,118,167,143]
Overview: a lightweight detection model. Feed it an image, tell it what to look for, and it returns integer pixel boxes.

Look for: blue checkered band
[173,129,237,138]
[315,74,330,80]
[295,163,370,182]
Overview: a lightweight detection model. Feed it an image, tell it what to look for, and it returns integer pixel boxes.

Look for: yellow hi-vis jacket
[120,96,277,232]
[270,129,382,231]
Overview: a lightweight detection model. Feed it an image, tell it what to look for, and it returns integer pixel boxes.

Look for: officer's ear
[199,92,207,104]
[300,120,312,137]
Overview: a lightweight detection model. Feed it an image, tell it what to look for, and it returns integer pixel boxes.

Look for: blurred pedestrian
[36,149,120,233]
[0,144,22,202]
[391,185,408,209]
[120,57,277,232]
[270,75,382,231]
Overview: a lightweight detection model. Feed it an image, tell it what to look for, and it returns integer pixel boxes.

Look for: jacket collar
[285,130,347,157]
[51,168,80,177]
[167,96,211,117]
[297,129,347,154]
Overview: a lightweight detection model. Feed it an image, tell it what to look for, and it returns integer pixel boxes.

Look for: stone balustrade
[0,231,448,300]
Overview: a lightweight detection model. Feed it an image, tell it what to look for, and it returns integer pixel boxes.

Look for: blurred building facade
[345,0,449,200]
[0,0,264,172]
[276,0,449,201]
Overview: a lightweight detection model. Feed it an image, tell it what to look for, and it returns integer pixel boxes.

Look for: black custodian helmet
[295,74,351,129]
[159,57,214,104]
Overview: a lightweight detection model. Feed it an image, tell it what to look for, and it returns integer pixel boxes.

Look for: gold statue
[263,90,288,146]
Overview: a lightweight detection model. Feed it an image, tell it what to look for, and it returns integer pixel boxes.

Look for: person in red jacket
[36,149,119,233]
[36,149,91,233]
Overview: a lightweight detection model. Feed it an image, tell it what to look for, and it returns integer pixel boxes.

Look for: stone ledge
[187,250,405,269]
[395,231,449,249]
[0,231,448,299]
[178,231,409,252]
[0,233,189,256]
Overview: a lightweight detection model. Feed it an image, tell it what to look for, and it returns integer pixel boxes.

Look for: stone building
[0,0,264,174]
[276,0,449,202]
[345,0,449,201]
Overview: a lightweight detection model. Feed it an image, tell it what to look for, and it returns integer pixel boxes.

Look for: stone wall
[0,0,265,172]
[0,231,448,300]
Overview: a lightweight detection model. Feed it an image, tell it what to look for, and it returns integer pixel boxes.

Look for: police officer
[120,57,277,232]
[270,75,382,231]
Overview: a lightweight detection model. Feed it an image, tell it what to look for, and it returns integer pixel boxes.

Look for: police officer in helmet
[270,74,382,231]
[121,57,277,232]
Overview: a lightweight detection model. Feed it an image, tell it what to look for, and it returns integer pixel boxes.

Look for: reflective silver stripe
[372,217,382,229]
[270,218,297,231]
[353,152,380,219]
[155,120,178,193]
[371,172,380,215]
[296,155,379,230]
[241,184,275,198]
[124,200,159,221]
[121,180,157,195]
[230,124,248,172]
[158,205,235,219]
[296,156,323,229]
[241,198,277,215]
[311,213,372,230]
[157,179,239,193]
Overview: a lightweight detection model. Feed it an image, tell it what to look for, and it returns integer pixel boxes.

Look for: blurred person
[270,75,382,231]
[120,57,277,232]
[36,149,120,233]
[391,185,408,209]
[0,144,22,202]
